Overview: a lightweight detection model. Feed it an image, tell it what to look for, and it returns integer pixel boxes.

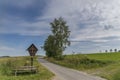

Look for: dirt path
[38,58,106,80]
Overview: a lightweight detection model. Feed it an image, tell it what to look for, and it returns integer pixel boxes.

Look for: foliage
[114,49,117,52]
[44,17,70,57]
[110,49,112,52]
[44,35,56,57]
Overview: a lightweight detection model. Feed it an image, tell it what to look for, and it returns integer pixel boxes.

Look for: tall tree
[44,35,56,57]
[105,50,108,53]
[114,49,117,52]
[110,49,112,52]
[43,17,70,57]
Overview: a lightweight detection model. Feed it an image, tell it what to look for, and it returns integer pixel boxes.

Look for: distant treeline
[103,49,120,53]
[0,56,10,58]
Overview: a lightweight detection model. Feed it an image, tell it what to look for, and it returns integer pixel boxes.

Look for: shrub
[54,55,65,60]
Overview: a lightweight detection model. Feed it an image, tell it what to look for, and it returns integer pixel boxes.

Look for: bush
[54,55,65,60]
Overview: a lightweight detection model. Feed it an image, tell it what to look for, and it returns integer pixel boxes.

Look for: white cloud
[2,0,120,39]
[92,39,109,43]
[0,18,50,36]
[40,0,120,53]
[1,0,120,54]
[42,0,120,42]
[0,46,15,51]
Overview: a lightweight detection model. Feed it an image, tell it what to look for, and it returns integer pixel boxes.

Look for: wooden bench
[13,66,38,76]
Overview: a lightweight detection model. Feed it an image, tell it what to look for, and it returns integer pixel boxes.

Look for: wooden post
[27,44,38,68]
[31,56,33,66]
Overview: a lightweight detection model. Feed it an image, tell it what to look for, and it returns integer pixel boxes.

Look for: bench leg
[15,70,17,76]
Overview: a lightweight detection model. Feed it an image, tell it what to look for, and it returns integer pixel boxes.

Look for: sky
[1,0,120,56]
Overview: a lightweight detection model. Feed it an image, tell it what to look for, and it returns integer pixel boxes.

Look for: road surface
[38,58,106,80]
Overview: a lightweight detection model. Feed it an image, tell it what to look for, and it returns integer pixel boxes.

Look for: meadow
[47,52,120,80]
[0,56,54,80]
[85,52,120,80]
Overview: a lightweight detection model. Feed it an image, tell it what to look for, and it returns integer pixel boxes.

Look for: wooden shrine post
[27,44,38,66]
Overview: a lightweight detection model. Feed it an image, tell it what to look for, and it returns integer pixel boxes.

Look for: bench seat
[13,66,38,76]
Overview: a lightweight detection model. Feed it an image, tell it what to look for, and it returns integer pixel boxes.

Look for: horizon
[1,0,120,56]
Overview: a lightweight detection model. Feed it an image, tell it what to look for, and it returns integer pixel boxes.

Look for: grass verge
[0,56,54,80]
[47,54,112,70]
[47,53,120,80]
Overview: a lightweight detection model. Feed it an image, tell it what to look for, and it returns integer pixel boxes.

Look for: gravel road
[38,58,106,80]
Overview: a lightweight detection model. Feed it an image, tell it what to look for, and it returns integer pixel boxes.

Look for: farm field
[47,52,120,80]
[0,56,54,80]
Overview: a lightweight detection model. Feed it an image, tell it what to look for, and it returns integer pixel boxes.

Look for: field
[47,52,120,80]
[85,52,120,80]
[0,56,54,80]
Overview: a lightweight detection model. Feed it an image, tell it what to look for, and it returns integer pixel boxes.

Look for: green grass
[47,54,112,70]
[85,52,120,61]
[85,52,120,80]
[47,52,120,80]
[0,56,54,80]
